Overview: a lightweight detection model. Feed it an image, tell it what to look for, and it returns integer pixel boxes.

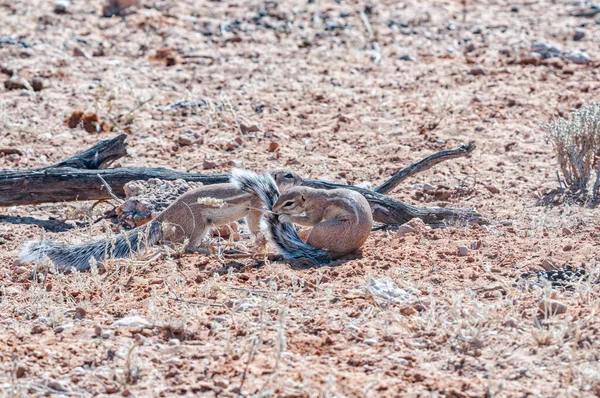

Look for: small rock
[563,50,590,64]
[541,259,556,271]
[573,28,585,41]
[202,159,219,170]
[73,47,91,59]
[485,185,500,194]
[4,76,42,91]
[15,364,26,378]
[268,141,279,152]
[214,378,230,388]
[475,125,485,132]
[101,331,112,339]
[112,315,151,328]
[94,325,102,336]
[398,54,416,61]
[363,338,377,346]
[47,380,68,392]
[54,0,70,13]
[510,6,519,12]
[102,0,140,17]
[470,240,481,250]
[396,224,416,238]
[519,53,542,65]
[31,325,45,335]
[468,65,487,76]
[562,227,572,236]
[503,318,518,328]
[457,246,469,257]
[54,326,65,334]
[563,244,573,252]
[178,135,194,146]
[168,338,181,346]
[531,41,561,58]
[75,307,87,320]
[14,266,28,274]
[539,299,567,316]
[239,121,260,134]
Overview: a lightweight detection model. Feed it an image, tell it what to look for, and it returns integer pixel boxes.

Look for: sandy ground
[1,0,600,396]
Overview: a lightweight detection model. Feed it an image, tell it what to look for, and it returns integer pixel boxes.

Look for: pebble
[75,307,87,319]
[202,159,219,170]
[398,55,416,61]
[457,246,469,257]
[363,338,377,346]
[470,240,481,250]
[15,364,27,378]
[168,338,181,346]
[563,50,590,64]
[573,28,585,41]
[103,0,140,17]
[541,259,555,271]
[468,65,487,76]
[503,318,518,328]
[214,378,230,388]
[94,325,102,336]
[54,0,70,13]
[520,53,542,65]
[396,224,416,238]
[178,134,194,146]
[485,184,501,194]
[539,299,567,316]
[268,141,279,152]
[239,121,260,134]
[47,380,68,392]
[112,316,151,328]
[101,331,112,339]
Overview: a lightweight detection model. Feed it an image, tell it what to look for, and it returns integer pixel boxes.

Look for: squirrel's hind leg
[184,223,209,252]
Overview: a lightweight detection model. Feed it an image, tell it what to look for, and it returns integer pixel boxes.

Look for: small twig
[97,174,124,204]
[359,10,374,41]
[238,337,260,396]
[593,164,600,200]
[229,287,293,296]
[27,384,86,397]
[167,296,224,307]
[556,170,566,190]
[127,96,154,115]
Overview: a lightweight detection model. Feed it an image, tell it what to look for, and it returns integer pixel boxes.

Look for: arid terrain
[1,0,600,396]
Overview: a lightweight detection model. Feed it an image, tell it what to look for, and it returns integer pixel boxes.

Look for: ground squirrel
[18,169,301,271]
[232,173,373,263]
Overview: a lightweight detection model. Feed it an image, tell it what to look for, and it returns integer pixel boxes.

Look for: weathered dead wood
[375,142,476,194]
[51,133,129,169]
[0,135,482,225]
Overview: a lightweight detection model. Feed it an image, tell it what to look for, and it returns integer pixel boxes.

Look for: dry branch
[0,135,482,226]
[375,142,476,194]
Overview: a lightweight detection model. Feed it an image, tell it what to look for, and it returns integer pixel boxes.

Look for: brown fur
[272,186,373,258]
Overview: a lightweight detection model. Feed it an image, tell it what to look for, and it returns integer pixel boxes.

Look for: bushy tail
[230,168,330,263]
[261,214,330,263]
[19,220,163,272]
[230,168,279,209]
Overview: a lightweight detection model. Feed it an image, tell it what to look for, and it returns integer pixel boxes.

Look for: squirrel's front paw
[278,215,292,224]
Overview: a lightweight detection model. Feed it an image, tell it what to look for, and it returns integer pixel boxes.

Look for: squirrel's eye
[284,173,294,179]
[284,201,294,207]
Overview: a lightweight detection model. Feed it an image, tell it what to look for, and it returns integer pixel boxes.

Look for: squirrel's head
[273,187,307,215]
[268,169,302,191]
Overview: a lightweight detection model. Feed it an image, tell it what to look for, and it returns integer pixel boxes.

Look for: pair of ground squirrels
[19,168,372,271]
